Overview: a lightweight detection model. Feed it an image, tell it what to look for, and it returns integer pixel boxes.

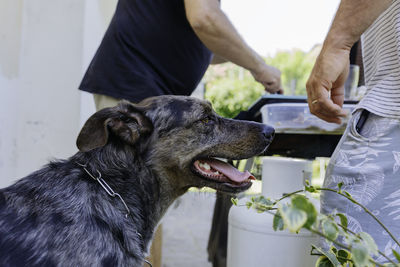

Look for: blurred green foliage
[204,47,319,118]
[204,72,265,118]
[266,49,317,95]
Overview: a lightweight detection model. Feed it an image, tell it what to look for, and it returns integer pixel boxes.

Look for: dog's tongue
[203,159,255,183]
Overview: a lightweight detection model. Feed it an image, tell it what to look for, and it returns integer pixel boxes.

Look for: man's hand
[306,46,349,124]
[184,0,283,94]
[251,64,283,94]
[306,0,392,124]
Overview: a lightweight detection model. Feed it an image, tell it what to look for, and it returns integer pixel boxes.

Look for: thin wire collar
[77,162,131,218]
[76,162,153,267]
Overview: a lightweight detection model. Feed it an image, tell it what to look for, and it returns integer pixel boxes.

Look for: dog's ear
[76,101,153,152]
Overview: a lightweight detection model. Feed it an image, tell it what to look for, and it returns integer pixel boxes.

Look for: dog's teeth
[214,171,220,175]
[201,163,211,170]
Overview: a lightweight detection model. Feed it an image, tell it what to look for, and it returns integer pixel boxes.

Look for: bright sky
[221,0,340,57]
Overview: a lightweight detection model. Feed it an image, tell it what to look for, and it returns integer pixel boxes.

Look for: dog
[0,95,274,266]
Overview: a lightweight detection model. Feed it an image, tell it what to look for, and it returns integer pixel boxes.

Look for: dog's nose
[262,125,275,142]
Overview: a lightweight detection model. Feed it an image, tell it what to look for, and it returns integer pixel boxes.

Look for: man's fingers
[314,113,343,124]
[309,97,348,123]
[331,85,345,108]
[263,81,282,94]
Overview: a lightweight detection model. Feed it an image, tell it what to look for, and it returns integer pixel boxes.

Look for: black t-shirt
[79,0,213,103]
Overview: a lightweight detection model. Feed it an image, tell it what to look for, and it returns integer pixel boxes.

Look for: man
[79,1,282,266]
[79,0,282,110]
[307,0,400,262]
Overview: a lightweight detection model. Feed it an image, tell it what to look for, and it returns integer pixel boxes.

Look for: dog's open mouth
[193,158,255,192]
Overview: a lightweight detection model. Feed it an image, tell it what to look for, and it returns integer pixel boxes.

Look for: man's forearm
[184,0,266,73]
[324,0,392,50]
[210,54,228,65]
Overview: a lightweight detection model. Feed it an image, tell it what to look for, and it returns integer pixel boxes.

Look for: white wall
[0,0,116,188]
[0,0,25,187]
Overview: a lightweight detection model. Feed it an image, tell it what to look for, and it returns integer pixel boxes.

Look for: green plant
[232,182,400,267]
[205,73,265,118]
[203,48,318,118]
[266,48,317,95]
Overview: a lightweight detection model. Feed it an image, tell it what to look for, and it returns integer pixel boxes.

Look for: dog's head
[77,95,274,195]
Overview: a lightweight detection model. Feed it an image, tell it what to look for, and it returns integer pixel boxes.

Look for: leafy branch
[231,182,400,267]
[318,186,400,249]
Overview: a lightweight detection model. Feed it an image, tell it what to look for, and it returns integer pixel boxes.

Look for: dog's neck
[73,145,182,256]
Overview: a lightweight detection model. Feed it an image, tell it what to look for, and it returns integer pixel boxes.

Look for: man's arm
[306,0,392,123]
[184,0,282,94]
[210,54,228,65]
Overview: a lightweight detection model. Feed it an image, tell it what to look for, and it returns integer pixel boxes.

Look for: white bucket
[227,157,317,267]
[262,156,313,199]
[227,201,317,267]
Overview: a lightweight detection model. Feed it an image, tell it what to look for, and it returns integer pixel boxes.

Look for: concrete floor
[162,192,216,267]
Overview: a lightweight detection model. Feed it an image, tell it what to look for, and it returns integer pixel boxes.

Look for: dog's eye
[199,116,213,124]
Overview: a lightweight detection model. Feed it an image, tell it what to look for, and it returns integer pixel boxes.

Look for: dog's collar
[76,162,153,267]
[76,162,131,218]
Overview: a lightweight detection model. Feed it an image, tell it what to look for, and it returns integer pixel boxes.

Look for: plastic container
[227,198,317,267]
[227,157,317,267]
[262,156,312,199]
[261,103,355,134]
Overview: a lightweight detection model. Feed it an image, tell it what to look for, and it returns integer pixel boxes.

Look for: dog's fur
[0,95,274,266]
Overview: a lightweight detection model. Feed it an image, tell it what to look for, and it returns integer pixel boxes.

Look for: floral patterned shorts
[321,109,400,262]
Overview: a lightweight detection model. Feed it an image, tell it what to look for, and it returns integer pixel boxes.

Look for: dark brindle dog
[0,95,274,266]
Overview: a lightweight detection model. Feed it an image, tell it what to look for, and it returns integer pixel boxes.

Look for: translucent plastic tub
[261,103,355,134]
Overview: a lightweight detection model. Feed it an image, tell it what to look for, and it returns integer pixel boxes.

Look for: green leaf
[312,245,341,267]
[337,182,343,192]
[305,185,317,193]
[231,197,238,206]
[273,211,284,231]
[278,204,307,233]
[392,249,400,263]
[351,242,369,267]
[254,204,273,212]
[358,232,378,256]
[257,196,274,206]
[245,201,252,209]
[291,194,317,229]
[336,213,348,231]
[252,196,274,213]
[322,220,339,241]
[315,256,335,267]
[255,205,266,213]
[336,249,352,264]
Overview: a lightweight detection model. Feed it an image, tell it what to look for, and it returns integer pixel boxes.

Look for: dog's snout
[262,125,275,142]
